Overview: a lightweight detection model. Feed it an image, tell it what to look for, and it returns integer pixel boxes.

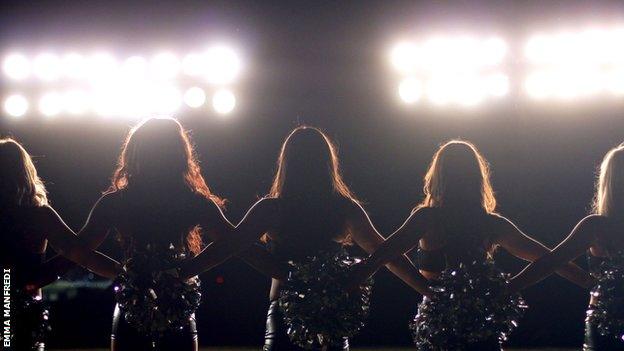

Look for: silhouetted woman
[510,144,624,350]
[0,138,121,350]
[74,118,283,351]
[180,126,431,350]
[350,140,594,350]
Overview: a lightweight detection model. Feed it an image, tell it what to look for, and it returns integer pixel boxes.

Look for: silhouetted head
[270,126,356,201]
[109,117,222,254]
[109,117,222,205]
[594,143,624,217]
[0,138,48,207]
[419,140,496,213]
[267,126,357,245]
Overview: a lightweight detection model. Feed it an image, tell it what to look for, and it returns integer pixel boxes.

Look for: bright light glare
[392,36,509,73]
[152,86,182,114]
[485,73,510,97]
[121,56,148,79]
[398,78,422,103]
[151,52,180,79]
[525,27,624,101]
[62,53,87,79]
[3,54,30,80]
[64,90,89,114]
[182,53,204,76]
[525,27,624,64]
[39,92,63,117]
[212,89,236,114]
[4,94,28,117]
[205,46,241,84]
[391,42,419,72]
[33,53,62,81]
[184,87,206,108]
[88,53,117,82]
[3,46,245,118]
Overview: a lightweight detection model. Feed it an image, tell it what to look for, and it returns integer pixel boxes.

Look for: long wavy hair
[108,117,222,254]
[416,140,498,253]
[0,138,48,208]
[593,143,624,218]
[416,140,496,213]
[266,126,358,243]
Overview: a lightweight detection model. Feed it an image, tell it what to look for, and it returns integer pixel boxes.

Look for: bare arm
[493,214,596,291]
[201,200,287,280]
[179,198,279,279]
[354,209,431,295]
[347,203,431,296]
[40,206,122,280]
[508,215,599,292]
[32,194,119,287]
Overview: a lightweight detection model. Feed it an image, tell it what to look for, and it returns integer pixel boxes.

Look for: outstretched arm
[201,200,286,280]
[40,206,122,280]
[493,215,596,291]
[508,215,598,292]
[179,198,279,279]
[31,194,119,287]
[348,205,433,296]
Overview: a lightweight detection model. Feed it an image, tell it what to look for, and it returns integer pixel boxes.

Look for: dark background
[2,0,624,348]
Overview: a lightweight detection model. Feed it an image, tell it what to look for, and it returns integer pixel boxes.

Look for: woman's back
[268,196,351,262]
[102,190,205,261]
[417,208,497,275]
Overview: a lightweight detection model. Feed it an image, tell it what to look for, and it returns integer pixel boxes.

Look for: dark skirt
[110,304,198,351]
[584,317,624,350]
[263,300,349,351]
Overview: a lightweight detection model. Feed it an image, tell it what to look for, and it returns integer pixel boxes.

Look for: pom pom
[278,248,373,349]
[113,243,201,337]
[587,252,624,341]
[410,259,527,350]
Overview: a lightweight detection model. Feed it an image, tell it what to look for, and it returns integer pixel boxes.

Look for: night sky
[2,0,624,348]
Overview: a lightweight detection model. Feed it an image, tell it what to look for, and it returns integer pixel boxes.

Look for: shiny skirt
[584,317,624,350]
[110,304,198,351]
[263,300,349,351]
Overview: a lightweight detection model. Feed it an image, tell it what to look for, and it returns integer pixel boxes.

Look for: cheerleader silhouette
[510,144,624,351]
[349,140,594,350]
[181,126,431,350]
[71,117,284,350]
[0,138,121,350]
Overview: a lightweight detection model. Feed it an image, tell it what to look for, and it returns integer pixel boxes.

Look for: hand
[345,260,373,293]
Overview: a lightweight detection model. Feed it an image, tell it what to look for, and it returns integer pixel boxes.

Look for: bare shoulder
[249,197,280,216]
[93,191,121,213]
[407,206,438,227]
[576,214,607,233]
[32,204,60,222]
[484,212,518,229]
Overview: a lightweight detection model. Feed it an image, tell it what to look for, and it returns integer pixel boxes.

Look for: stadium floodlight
[212,89,236,114]
[391,35,509,107]
[183,87,206,108]
[39,92,63,117]
[3,53,30,80]
[524,26,624,100]
[205,46,241,84]
[33,53,62,81]
[150,52,180,79]
[4,94,28,117]
[398,77,422,103]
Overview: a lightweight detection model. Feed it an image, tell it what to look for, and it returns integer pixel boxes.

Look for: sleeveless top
[415,230,492,273]
[268,197,349,262]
